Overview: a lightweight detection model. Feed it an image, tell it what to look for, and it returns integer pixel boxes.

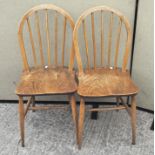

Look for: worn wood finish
[100,10,104,66]
[116,97,120,107]
[17,4,77,147]
[131,95,136,144]
[69,95,78,144]
[18,96,25,147]
[73,6,138,149]
[88,105,126,112]
[107,13,113,66]
[82,20,90,69]
[27,18,37,67]
[45,9,51,66]
[73,6,132,73]
[54,11,58,66]
[17,4,76,96]
[16,67,77,95]
[18,4,75,71]
[28,105,69,110]
[77,68,138,97]
[119,97,131,115]
[114,19,122,68]
[31,96,35,112]
[62,17,67,66]
[78,98,85,149]
[91,13,97,70]
[24,96,33,117]
[35,12,44,66]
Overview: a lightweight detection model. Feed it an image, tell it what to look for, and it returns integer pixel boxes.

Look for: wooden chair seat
[16,67,77,96]
[77,68,138,97]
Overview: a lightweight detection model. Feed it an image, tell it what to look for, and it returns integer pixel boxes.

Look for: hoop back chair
[73,6,139,149]
[16,4,77,146]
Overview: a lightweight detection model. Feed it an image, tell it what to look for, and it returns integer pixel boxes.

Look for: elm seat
[77,68,138,97]
[16,67,77,96]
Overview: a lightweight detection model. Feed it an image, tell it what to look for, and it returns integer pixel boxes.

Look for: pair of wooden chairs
[16,4,138,149]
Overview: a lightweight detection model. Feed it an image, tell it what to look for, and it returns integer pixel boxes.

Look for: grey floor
[0,104,153,155]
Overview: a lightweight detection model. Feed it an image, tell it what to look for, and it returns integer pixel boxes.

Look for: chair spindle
[62,16,67,66]
[107,13,114,67]
[35,11,44,66]
[100,10,104,66]
[27,18,37,67]
[91,13,97,70]
[114,18,122,68]
[54,11,58,66]
[45,9,51,66]
[82,20,90,69]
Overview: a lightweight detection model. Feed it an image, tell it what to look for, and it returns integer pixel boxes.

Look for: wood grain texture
[78,98,85,149]
[18,96,25,147]
[24,96,33,117]
[82,20,90,69]
[88,106,126,112]
[91,13,97,70]
[28,105,69,110]
[32,96,35,112]
[45,9,51,66]
[107,13,113,66]
[26,18,37,67]
[131,95,136,144]
[16,67,77,96]
[35,11,44,66]
[54,11,58,66]
[77,68,138,97]
[100,10,104,66]
[69,95,78,145]
[114,19,122,68]
[62,17,67,66]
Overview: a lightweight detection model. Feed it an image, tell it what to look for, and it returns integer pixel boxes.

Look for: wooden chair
[16,4,77,146]
[73,6,139,149]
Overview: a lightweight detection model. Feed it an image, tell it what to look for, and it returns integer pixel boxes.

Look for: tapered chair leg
[116,97,120,112]
[78,98,85,149]
[131,95,136,145]
[69,95,78,145]
[18,96,25,147]
[116,97,120,106]
[32,96,35,112]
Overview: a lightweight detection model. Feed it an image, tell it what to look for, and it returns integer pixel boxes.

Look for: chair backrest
[73,6,132,74]
[18,4,75,72]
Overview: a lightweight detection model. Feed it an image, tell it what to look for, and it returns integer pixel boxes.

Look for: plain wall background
[132,0,154,110]
[0,0,153,110]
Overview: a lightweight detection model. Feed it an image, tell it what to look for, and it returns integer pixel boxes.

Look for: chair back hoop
[73,6,132,74]
[18,4,75,72]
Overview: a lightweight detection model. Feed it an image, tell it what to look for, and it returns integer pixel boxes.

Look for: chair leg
[78,98,85,149]
[116,97,120,112]
[18,96,25,147]
[116,97,120,106]
[69,95,78,145]
[131,95,136,145]
[91,104,99,120]
[32,96,35,112]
